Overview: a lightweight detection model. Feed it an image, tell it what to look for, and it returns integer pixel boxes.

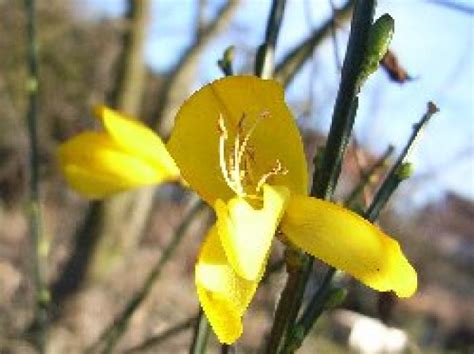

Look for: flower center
[218,112,288,200]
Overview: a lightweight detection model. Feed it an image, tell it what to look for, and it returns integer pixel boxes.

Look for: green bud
[38,288,51,305]
[358,14,395,88]
[223,45,235,62]
[27,77,38,93]
[218,45,235,76]
[395,162,414,180]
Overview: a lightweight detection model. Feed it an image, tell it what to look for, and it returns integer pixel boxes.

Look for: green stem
[262,258,285,283]
[366,102,439,219]
[85,198,205,354]
[124,316,197,353]
[190,310,210,354]
[312,1,376,198]
[284,102,439,352]
[221,344,235,354]
[255,0,287,78]
[345,145,394,209]
[265,249,311,354]
[267,2,377,353]
[24,0,49,352]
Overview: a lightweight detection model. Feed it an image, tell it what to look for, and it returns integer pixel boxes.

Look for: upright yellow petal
[168,76,308,205]
[195,225,261,344]
[94,105,179,177]
[58,132,171,198]
[280,196,417,298]
[215,185,289,280]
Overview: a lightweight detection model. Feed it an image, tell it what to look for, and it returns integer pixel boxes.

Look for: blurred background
[0,0,472,353]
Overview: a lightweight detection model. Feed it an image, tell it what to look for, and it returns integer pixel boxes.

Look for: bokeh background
[0,0,472,353]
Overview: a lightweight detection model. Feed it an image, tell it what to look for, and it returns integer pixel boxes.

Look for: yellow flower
[167,76,417,344]
[58,105,179,198]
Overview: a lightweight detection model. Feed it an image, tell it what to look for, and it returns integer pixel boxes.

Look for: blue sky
[76,0,473,205]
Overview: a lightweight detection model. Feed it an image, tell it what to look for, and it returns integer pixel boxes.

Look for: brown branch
[50,0,152,313]
[153,0,240,137]
[112,0,151,114]
[274,0,354,87]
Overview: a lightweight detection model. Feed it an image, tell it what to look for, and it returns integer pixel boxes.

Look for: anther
[256,159,288,192]
[217,114,228,139]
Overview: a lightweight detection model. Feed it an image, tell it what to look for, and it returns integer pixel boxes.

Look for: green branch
[124,316,197,353]
[255,0,287,78]
[345,144,395,209]
[190,310,211,354]
[24,0,49,352]
[266,2,377,353]
[366,102,439,219]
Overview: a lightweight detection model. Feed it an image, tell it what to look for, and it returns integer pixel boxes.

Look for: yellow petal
[167,76,308,205]
[196,225,261,344]
[58,132,171,198]
[94,105,179,177]
[215,185,289,280]
[280,196,417,297]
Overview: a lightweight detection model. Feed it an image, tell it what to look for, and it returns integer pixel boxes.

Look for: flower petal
[167,76,308,205]
[215,184,289,281]
[195,225,261,344]
[58,132,172,198]
[280,196,417,297]
[94,105,179,177]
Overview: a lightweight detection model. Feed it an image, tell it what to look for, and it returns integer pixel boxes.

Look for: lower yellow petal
[195,225,260,344]
[58,132,171,198]
[215,185,290,281]
[280,196,417,297]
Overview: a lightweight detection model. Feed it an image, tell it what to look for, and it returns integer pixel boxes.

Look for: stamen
[231,113,246,190]
[256,159,288,192]
[218,114,236,192]
[236,111,269,173]
[241,146,256,187]
[217,113,228,139]
[217,110,283,199]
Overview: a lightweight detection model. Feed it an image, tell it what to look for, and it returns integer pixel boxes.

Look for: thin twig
[274,0,354,86]
[329,0,343,71]
[85,197,205,354]
[266,3,377,353]
[123,316,197,353]
[366,102,439,219]
[155,0,240,136]
[255,0,287,78]
[190,310,211,354]
[24,0,49,352]
[426,0,474,15]
[345,145,394,209]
